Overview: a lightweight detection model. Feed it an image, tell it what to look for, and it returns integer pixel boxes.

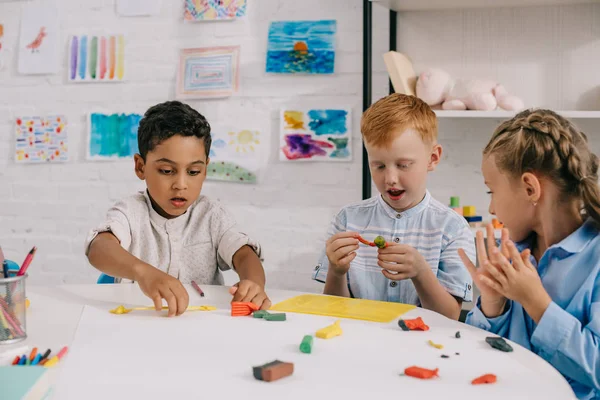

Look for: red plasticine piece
[472,374,497,385]
[404,317,430,331]
[356,235,375,247]
[404,366,439,379]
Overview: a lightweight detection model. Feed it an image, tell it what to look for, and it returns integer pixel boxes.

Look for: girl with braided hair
[459,109,600,399]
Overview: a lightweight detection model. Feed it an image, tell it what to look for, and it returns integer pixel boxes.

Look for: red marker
[17,246,37,276]
[191,280,204,297]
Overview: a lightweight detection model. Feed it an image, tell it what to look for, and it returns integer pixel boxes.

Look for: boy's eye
[159,169,174,175]
[377,165,385,170]
[486,191,492,195]
[188,170,201,176]
[398,164,410,169]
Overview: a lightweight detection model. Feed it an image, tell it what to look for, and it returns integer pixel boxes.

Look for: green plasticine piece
[264,312,286,321]
[374,235,387,249]
[485,336,513,352]
[397,320,410,331]
[253,310,269,318]
[299,335,313,354]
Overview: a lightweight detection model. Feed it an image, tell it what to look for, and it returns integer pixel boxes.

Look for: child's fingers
[333,245,358,262]
[486,224,499,263]
[507,241,528,272]
[332,238,360,252]
[251,292,268,309]
[229,286,238,295]
[337,251,356,266]
[381,269,410,281]
[458,248,478,278]
[232,283,250,302]
[485,259,508,288]
[475,231,489,267]
[159,287,178,317]
[480,275,504,295]
[501,228,511,258]
[259,296,272,310]
[171,282,189,316]
[241,285,260,303]
[520,249,537,271]
[377,260,410,273]
[151,293,163,312]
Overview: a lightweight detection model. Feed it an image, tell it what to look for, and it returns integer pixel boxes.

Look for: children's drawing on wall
[87,112,141,160]
[176,46,240,99]
[280,109,351,162]
[266,20,336,74]
[207,126,261,183]
[69,35,125,82]
[116,0,162,16]
[15,116,68,163]
[17,2,59,74]
[184,0,247,21]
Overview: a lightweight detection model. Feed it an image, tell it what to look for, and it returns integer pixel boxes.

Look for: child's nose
[173,174,188,190]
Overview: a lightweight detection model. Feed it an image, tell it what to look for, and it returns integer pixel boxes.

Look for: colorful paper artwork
[266,20,336,74]
[69,35,125,82]
[184,0,247,21]
[15,116,68,163]
[279,109,351,162]
[207,126,261,183]
[87,112,142,160]
[176,46,240,99]
[17,2,60,74]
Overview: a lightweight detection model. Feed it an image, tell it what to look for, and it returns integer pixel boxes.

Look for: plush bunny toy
[415,68,524,111]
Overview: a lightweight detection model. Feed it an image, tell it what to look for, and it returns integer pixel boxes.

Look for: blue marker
[31,353,42,365]
[2,261,7,279]
[18,355,26,365]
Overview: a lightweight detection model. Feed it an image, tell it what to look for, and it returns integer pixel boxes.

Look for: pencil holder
[0,274,27,344]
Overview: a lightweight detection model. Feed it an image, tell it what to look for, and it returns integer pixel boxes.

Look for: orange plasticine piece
[404,317,429,331]
[404,366,439,379]
[472,373,497,385]
[231,301,260,316]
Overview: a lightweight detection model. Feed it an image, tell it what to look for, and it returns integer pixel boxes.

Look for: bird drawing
[26,27,47,52]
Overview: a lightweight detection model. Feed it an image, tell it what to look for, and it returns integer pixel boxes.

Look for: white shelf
[370,0,598,11]
[433,110,600,119]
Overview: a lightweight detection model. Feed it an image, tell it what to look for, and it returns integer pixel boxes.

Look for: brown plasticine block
[253,360,294,382]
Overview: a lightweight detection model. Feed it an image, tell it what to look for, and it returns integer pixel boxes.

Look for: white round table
[0,284,576,400]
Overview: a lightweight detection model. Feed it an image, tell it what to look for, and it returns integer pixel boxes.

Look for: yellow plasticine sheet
[270,294,415,323]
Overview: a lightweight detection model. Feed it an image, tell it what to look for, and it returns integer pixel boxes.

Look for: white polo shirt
[85,190,261,285]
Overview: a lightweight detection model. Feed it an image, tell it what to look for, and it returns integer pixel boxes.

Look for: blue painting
[266,20,336,74]
[88,112,142,160]
[280,108,352,162]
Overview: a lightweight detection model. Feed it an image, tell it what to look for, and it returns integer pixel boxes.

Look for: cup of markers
[0,246,36,345]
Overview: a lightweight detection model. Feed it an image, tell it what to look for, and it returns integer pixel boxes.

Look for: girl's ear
[134,154,146,180]
[521,172,541,205]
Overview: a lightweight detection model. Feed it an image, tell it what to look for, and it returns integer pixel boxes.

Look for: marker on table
[191,280,204,297]
[44,346,68,368]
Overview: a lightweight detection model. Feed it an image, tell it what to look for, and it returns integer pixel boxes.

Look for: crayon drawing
[176,46,240,99]
[184,0,247,21]
[15,116,68,163]
[280,108,351,162]
[87,112,142,160]
[69,35,125,82]
[207,127,261,183]
[266,20,336,74]
[17,3,59,74]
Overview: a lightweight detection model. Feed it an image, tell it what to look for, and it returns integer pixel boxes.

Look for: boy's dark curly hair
[137,101,211,160]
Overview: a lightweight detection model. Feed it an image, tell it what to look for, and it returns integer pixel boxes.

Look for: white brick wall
[0,0,599,296]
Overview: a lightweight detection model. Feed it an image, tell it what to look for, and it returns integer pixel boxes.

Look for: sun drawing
[228,130,260,153]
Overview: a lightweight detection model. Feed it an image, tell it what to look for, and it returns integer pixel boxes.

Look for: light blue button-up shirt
[313,191,474,305]
[466,218,600,399]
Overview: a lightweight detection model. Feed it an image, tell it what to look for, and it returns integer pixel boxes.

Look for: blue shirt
[466,218,600,399]
[312,191,474,305]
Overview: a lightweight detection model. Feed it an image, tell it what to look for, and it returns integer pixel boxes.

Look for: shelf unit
[361,0,600,199]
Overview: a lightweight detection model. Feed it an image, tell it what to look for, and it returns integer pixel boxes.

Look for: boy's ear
[427,143,443,171]
[134,154,146,180]
[521,172,541,204]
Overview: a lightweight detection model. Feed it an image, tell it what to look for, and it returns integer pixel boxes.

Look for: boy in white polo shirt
[313,94,474,320]
[85,101,269,316]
